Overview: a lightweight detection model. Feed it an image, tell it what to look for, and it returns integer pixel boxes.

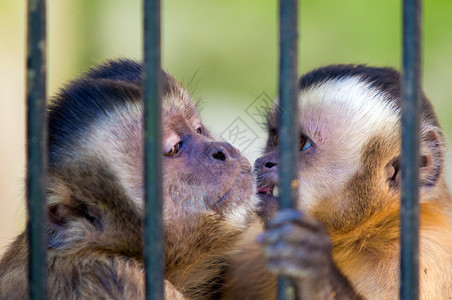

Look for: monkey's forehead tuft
[47,59,198,167]
[298,64,440,127]
[298,64,401,100]
[267,64,440,132]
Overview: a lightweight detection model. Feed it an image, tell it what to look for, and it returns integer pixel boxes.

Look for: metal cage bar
[400,0,422,299]
[26,0,48,299]
[23,1,424,299]
[277,0,299,299]
[143,0,164,299]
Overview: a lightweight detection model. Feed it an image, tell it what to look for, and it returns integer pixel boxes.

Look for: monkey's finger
[258,224,312,246]
[266,248,328,280]
[263,240,294,259]
[277,224,316,244]
[265,209,303,229]
[264,240,323,262]
[266,259,311,279]
[257,228,284,245]
[263,235,331,273]
[266,209,320,232]
[258,223,309,245]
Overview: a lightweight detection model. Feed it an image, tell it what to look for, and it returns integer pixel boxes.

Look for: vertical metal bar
[278,0,299,299]
[26,0,47,299]
[143,0,163,299]
[400,0,421,299]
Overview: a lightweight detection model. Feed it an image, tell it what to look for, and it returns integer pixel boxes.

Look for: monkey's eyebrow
[299,125,308,134]
[299,123,323,143]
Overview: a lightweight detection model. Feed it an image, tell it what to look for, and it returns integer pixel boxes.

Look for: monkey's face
[161,104,256,228]
[44,65,259,263]
[82,80,256,236]
[255,76,402,225]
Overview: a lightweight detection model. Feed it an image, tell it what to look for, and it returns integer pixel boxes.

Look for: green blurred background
[1,0,451,254]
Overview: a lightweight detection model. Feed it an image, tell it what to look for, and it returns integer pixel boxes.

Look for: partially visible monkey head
[255,64,448,230]
[45,59,256,261]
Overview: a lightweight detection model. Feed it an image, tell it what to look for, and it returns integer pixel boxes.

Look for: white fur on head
[296,77,401,210]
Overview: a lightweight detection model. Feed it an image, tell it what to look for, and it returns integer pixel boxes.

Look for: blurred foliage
[40,0,452,131]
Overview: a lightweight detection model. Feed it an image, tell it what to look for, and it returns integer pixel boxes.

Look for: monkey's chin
[216,189,232,205]
[256,193,279,222]
[212,170,254,213]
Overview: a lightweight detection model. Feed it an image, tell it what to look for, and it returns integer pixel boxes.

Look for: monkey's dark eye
[196,127,202,134]
[273,134,278,145]
[300,136,311,151]
[165,141,183,157]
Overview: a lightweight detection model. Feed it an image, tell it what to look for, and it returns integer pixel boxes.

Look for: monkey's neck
[164,214,245,300]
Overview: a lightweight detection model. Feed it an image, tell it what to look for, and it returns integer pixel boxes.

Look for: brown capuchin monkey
[0,59,258,299]
[223,64,452,299]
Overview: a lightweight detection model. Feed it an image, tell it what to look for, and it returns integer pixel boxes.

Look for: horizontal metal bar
[400,0,422,299]
[26,0,48,299]
[143,0,164,299]
[277,0,299,299]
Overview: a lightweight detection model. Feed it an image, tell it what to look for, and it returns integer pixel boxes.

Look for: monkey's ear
[47,202,74,249]
[47,179,102,248]
[385,128,444,191]
[419,128,444,188]
[48,203,72,228]
[48,200,100,229]
[47,180,72,231]
[385,157,400,190]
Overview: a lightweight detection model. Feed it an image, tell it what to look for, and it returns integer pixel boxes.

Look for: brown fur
[223,65,452,299]
[225,169,452,300]
[0,60,257,299]
[0,233,185,299]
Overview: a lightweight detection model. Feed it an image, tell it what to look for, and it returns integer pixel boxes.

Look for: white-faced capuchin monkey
[223,64,452,299]
[0,59,258,299]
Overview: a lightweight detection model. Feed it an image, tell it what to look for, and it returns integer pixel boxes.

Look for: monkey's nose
[212,149,226,161]
[207,142,230,162]
[254,154,278,174]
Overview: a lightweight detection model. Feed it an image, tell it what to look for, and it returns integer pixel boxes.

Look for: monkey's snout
[207,144,228,162]
[212,149,226,161]
[206,141,240,163]
[254,154,278,176]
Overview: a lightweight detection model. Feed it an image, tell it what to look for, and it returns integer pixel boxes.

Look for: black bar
[400,0,421,299]
[143,0,164,299]
[26,0,47,299]
[278,0,299,299]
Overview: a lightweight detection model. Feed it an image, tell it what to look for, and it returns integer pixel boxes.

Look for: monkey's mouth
[256,185,280,221]
[257,185,279,197]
